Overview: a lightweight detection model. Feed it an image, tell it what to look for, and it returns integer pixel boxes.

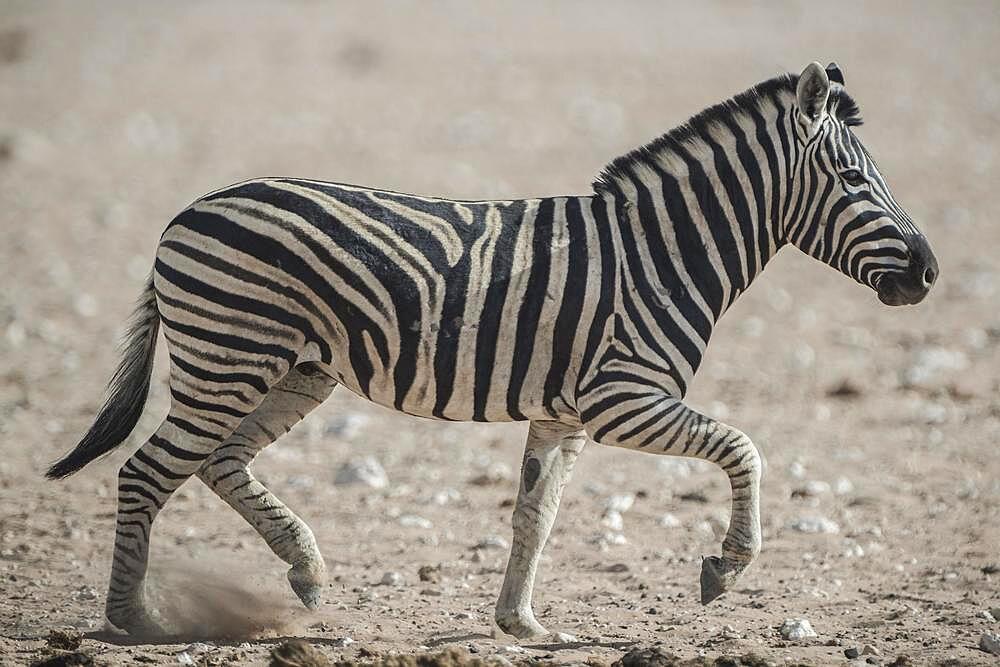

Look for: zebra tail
[46,275,160,480]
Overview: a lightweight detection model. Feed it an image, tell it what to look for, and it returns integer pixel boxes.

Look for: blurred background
[0,2,998,664]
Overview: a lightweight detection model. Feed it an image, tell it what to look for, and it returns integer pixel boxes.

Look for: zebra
[47,61,937,639]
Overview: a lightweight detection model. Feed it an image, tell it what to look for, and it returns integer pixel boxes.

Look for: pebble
[334,456,388,488]
[981,631,1000,656]
[862,644,880,656]
[399,515,432,529]
[902,347,969,387]
[324,413,369,440]
[432,488,462,505]
[605,493,636,513]
[657,459,692,477]
[990,606,1000,620]
[845,647,861,659]
[601,510,624,531]
[834,477,855,495]
[658,513,682,528]
[589,531,627,547]
[788,516,840,534]
[418,565,441,583]
[469,462,512,486]
[780,618,817,640]
[473,535,509,551]
[176,642,214,665]
[380,571,403,586]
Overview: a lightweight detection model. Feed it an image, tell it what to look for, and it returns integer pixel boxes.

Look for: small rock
[418,565,441,583]
[398,515,432,529]
[432,488,461,505]
[788,516,840,534]
[658,513,682,528]
[834,477,855,495]
[845,647,861,659]
[473,536,509,551]
[379,571,403,586]
[550,631,578,643]
[46,629,82,651]
[601,510,624,531]
[605,493,635,513]
[31,653,96,667]
[780,618,817,640]
[788,461,807,479]
[469,462,511,486]
[862,644,880,656]
[324,413,368,439]
[589,531,627,547]
[612,646,680,667]
[981,631,1000,656]
[334,456,388,488]
[604,563,630,573]
[657,459,692,478]
[269,639,331,667]
[990,606,1000,620]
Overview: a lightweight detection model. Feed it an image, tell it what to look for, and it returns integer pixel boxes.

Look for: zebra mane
[593,72,863,196]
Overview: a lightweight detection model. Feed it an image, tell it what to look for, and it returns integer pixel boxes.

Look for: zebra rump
[45,275,160,479]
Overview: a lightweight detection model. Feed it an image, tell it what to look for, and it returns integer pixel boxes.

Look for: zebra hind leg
[107,387,268,635]
[196,363,338,609]
[494,420,587,639]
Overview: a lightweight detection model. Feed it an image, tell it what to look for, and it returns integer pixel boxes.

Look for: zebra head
[787,61,938,306]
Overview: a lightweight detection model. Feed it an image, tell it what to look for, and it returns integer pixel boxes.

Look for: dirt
[1,1,998,666]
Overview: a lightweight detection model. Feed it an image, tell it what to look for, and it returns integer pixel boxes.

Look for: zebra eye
[841,168,866,187]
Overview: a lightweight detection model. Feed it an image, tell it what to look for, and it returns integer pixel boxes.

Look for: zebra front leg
[197,364,337,609]
[582,393,762,605]
[494,420,587,639]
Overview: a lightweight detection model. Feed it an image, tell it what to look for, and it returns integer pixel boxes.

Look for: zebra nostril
[923,267,936,286]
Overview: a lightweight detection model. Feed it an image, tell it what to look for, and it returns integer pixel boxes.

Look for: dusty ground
[1,1,999,665]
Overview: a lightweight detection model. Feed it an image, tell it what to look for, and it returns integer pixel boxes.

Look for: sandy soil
[1,2,998,665]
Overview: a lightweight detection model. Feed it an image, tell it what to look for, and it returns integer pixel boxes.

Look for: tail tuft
[46,275,160,480]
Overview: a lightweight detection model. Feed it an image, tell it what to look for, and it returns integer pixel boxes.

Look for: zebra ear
[796,62,830,135]
[826,62,845,86]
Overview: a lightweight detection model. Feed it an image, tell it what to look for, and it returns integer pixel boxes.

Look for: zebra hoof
[106,601,168,637]
[493,608,548,639]
[288,561,326,610]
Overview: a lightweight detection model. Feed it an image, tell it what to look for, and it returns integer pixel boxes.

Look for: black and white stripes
[48,61,936,637]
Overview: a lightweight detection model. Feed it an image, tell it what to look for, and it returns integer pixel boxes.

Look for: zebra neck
[592,127,790,392]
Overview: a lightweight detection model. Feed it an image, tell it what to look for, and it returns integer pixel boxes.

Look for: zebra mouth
[876,273,929,306]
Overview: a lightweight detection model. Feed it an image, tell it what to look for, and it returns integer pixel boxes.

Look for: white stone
[658,513,682,528]
[834,477,855,495]
[605,493,635,513]
[788,516,840,534]
[432,488,462,505]
[804,480,831,496]
[399,515,432,529]
[334,456,388,488]
[780,618,817,640]
[657,459,692,478]
[380,571,403,586]
[474,536,509,551]
[601,510,624,531]
[325,413,369,440]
